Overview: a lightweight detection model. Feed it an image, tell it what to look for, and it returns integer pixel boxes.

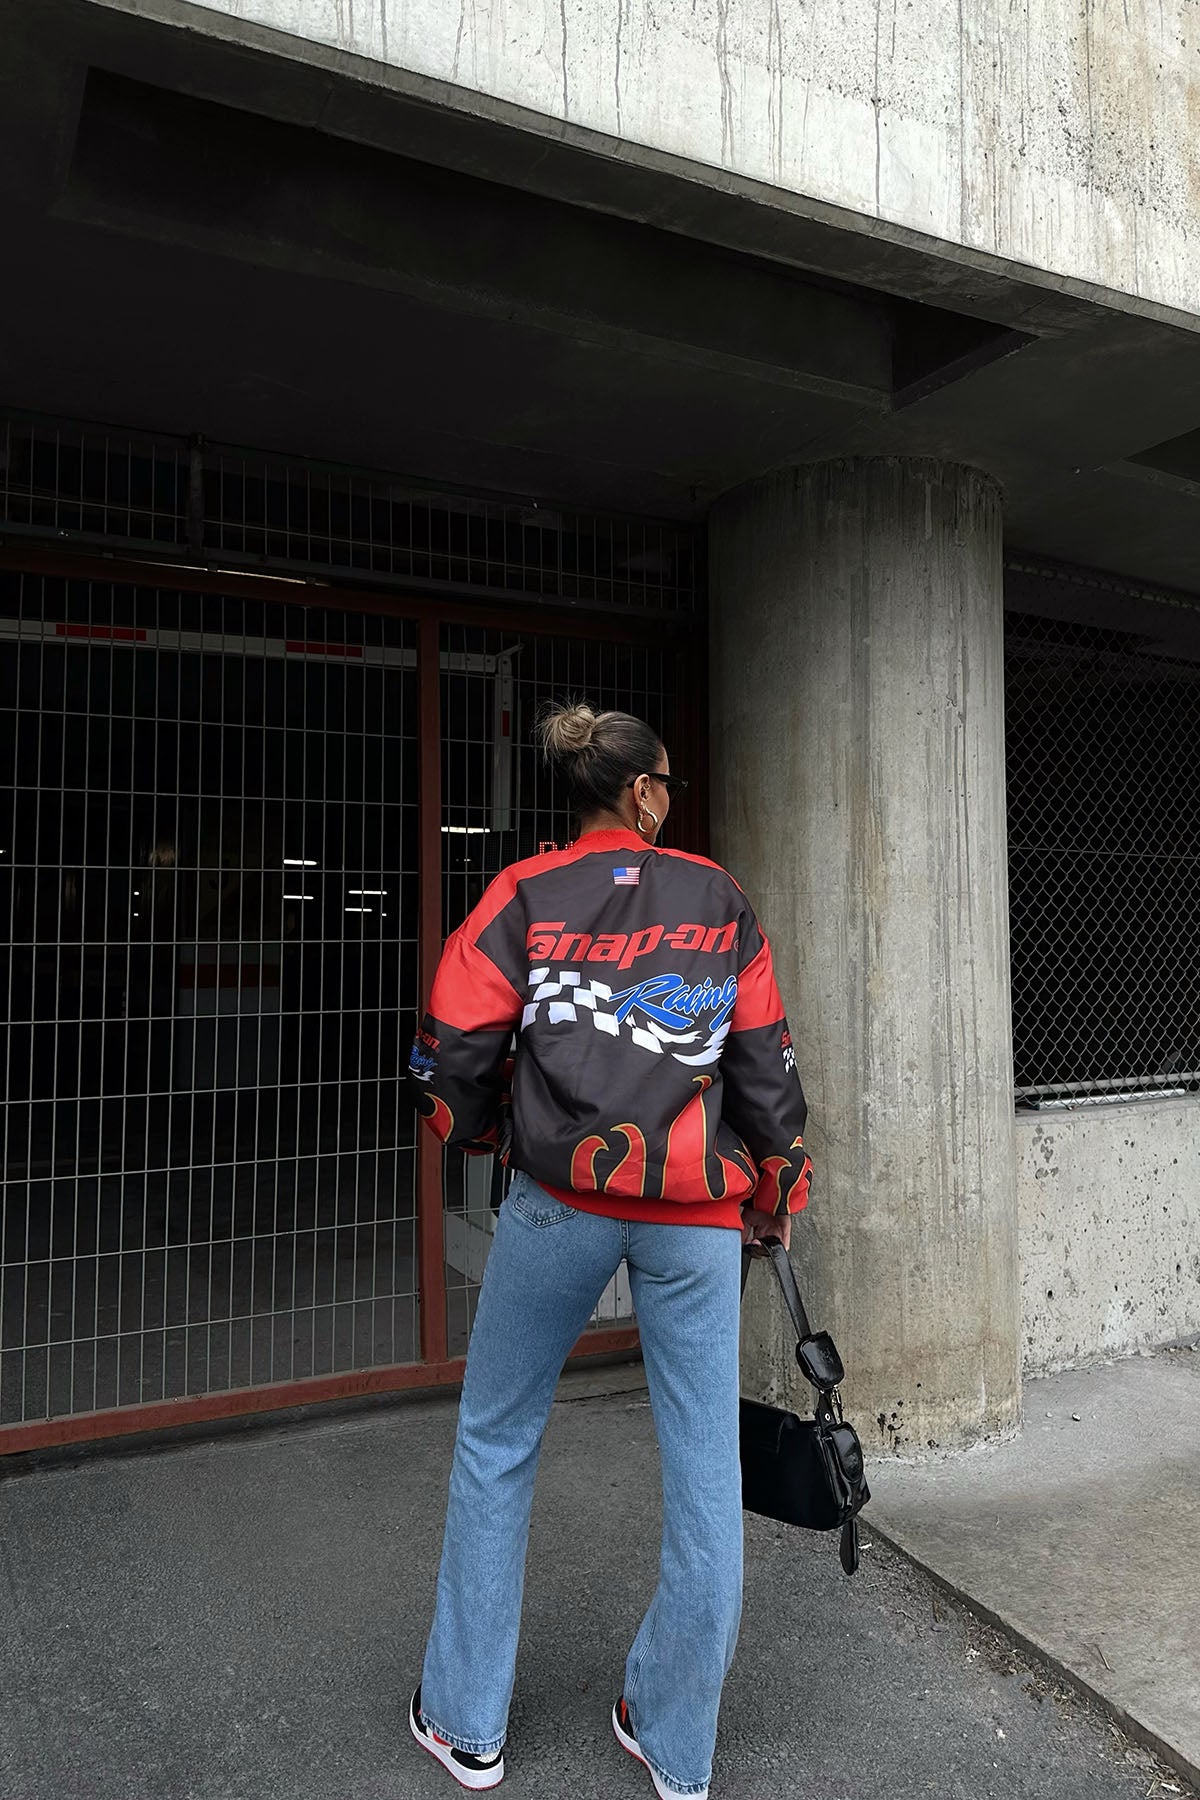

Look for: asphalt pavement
[0,1375,1191,1800]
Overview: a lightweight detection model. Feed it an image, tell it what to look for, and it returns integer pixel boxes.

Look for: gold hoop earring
[639,806,659,837]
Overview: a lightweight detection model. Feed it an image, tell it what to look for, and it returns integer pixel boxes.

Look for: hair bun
[537,701,598,759]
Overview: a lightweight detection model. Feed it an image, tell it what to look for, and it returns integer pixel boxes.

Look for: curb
[866,1514,1200,1796]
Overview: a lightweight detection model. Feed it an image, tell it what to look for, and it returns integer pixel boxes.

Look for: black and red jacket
[409,828,811,1231]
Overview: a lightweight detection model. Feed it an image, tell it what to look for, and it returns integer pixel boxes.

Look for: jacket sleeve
[719,914,812,1215]
[407,877,525,1154]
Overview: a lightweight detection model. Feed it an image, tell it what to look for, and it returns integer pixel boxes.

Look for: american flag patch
[612,866,641,885]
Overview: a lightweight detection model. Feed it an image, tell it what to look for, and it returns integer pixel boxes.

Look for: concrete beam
[59,70,896,408]
[79,0,1200,336]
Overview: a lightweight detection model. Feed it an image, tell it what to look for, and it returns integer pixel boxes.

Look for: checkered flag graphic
[522,969,619,1036]
[521,970,729,1065]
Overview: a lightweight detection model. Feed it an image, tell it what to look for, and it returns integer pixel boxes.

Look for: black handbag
[739,1240,870,1575]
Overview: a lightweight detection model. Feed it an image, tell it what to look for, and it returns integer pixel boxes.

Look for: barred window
[1006,566,1200,1107]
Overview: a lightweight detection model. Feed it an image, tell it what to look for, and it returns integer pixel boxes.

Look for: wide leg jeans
[419,1171,744,1797]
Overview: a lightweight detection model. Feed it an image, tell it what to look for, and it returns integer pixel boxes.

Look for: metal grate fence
[0,573,692,1441]
[0,571,421,1427]
[0,412,699,614]
[0,407,702,1444]
[1006,603,1200,1105]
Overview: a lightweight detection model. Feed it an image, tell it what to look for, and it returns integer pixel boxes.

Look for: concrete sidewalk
[0,1371,1191,1800]
[868,1349,1200,1792]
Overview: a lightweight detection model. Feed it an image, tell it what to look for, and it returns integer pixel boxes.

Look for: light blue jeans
[420,1170,744,1797]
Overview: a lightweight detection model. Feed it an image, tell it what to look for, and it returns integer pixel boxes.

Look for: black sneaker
[611,1695,708,1800]
[409,1687,505,1791]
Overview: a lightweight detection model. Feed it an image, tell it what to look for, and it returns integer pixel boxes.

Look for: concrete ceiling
[3,0,1200,599]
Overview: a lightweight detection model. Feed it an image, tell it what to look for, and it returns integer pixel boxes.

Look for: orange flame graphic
[415,1092,455,1143]
[570,1134,607,1189]
[603,1125,648,1198]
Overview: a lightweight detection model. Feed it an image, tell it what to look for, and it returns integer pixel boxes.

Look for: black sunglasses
[627,772,689,800]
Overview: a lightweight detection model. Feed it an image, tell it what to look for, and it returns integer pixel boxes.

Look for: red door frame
[0,546,702,1454]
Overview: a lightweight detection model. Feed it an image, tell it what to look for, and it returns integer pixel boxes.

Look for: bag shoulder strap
[740,1240,814,1342]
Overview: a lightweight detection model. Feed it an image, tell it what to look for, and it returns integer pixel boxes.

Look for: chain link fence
[1006,567,1200,1107]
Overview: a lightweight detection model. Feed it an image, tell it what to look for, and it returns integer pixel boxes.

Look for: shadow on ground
[0,1382,1189,1800]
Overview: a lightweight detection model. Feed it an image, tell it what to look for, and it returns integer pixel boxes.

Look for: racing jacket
[408,827,811,1231]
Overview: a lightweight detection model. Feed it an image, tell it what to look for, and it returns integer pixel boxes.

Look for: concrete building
[1,0,1198,1456]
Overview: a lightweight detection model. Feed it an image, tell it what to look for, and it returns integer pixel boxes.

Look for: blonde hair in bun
[536,701,597,758]
[535,699,664,819]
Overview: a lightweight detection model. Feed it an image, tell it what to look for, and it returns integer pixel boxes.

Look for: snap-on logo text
[526,919,738,972]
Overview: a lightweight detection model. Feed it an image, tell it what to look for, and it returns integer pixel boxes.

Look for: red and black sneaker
[409,1687,505,1791]
[611,1695,708,1800]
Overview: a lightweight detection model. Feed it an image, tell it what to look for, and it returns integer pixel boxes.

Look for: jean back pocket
[507,1173,579,1228]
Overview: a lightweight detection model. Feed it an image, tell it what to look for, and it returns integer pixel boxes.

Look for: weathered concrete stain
[171,0,1200,323]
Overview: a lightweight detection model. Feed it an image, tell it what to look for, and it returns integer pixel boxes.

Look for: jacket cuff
[746,1152,812,1216]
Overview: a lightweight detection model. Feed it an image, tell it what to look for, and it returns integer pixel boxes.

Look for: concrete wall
[1019,1097,1200,1375]
[142,0,1200,325]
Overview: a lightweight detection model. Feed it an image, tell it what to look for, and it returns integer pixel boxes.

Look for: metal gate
[0,553,698,1451]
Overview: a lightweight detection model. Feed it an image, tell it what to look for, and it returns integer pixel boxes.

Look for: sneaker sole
[611,1702,691,1800]
[408,1705,505,1792]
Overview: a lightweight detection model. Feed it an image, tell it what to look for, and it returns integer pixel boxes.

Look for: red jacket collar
[573,829,648,853]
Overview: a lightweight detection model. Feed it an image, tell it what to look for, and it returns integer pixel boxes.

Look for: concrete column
[711,459,1020,1453]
